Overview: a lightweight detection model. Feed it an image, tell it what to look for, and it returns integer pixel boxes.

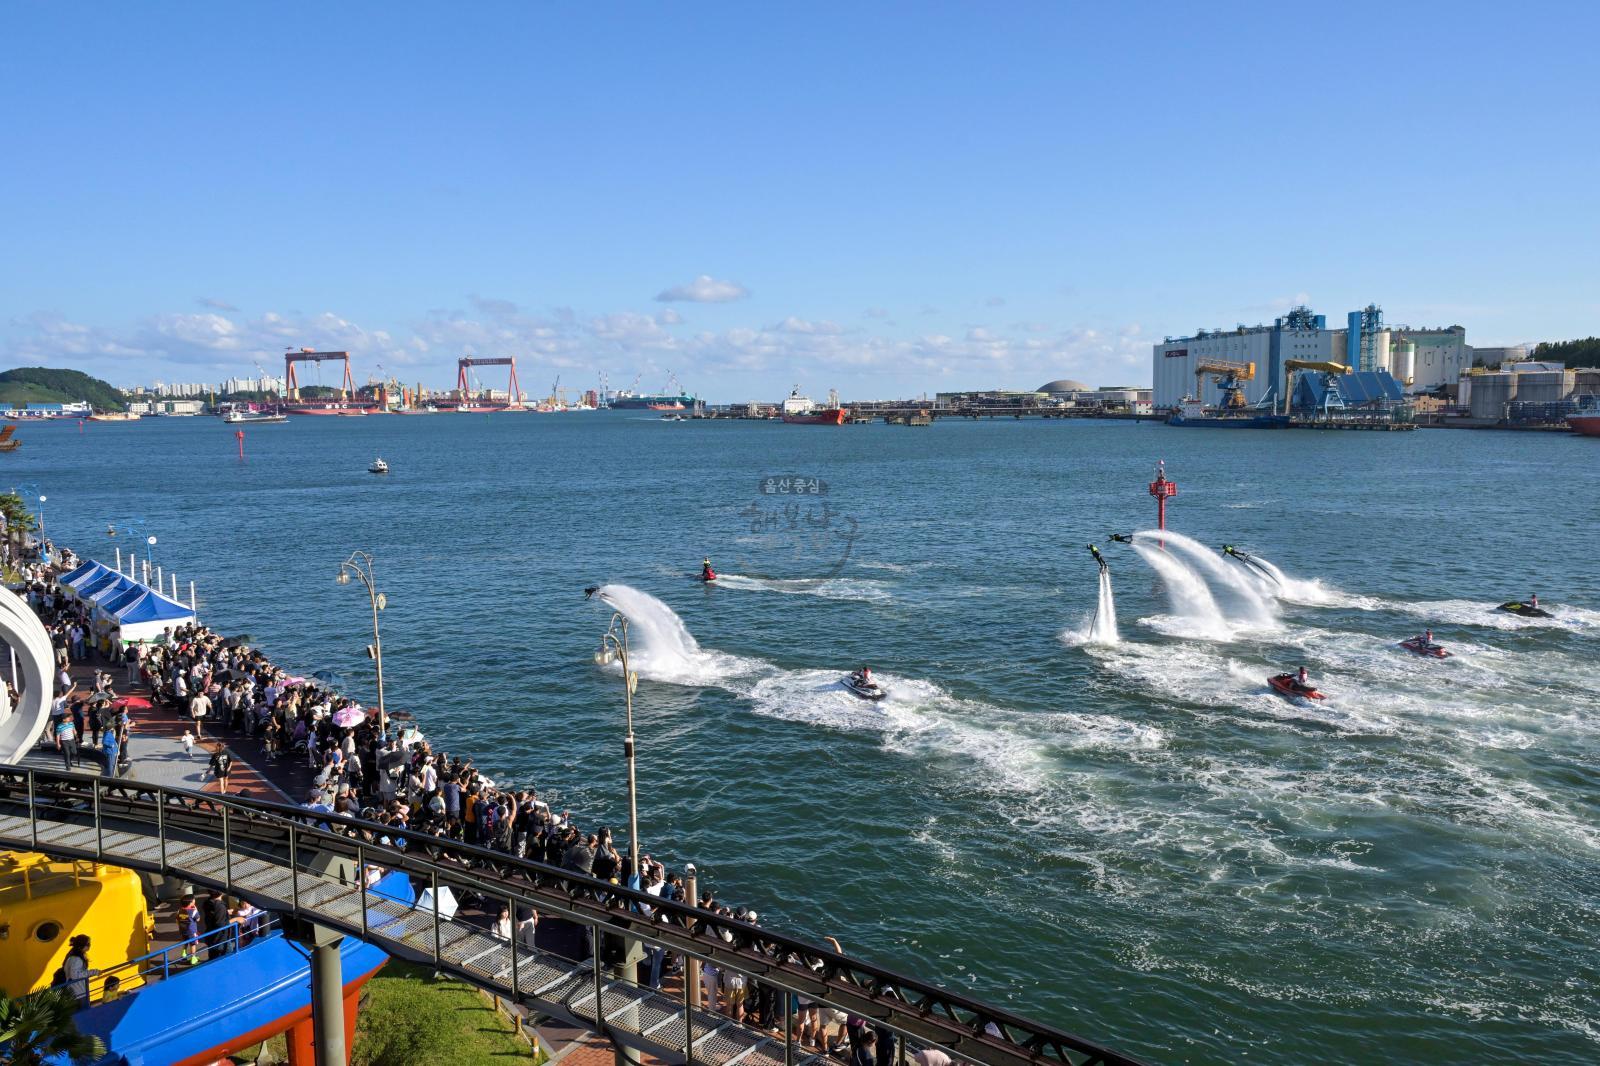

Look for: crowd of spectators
[14,548,962,1066]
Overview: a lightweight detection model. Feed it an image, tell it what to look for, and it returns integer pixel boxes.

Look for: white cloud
[984,296,1006,308]
[863,307,890,319]
[4,300,1151,392]
[197,297,238,311]
[469,295,520,316]
[654,275,750,303]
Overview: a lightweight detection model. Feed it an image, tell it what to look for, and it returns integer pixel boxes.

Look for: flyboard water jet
[1084,544,1120,644]
[1221,544,1280,585]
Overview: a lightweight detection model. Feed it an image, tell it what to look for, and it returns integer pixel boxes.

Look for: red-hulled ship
[1569,412,1600,437]
[780,387,846,425]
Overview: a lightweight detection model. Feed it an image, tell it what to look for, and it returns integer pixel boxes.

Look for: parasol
[332,706,367,728]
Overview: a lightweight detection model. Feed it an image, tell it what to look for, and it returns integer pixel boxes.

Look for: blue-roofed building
[1292,369,1407,419]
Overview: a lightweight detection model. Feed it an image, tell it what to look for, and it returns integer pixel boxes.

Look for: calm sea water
[16,414,1600,1063]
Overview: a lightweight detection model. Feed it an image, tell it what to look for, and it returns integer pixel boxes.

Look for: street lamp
[36,496,45,537]
[336,551,387,732]
[146,535,157,567]
[594,611,641,882]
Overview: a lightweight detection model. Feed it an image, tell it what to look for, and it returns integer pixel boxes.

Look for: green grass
[232,961,539,1065]
[352,962,539,1066]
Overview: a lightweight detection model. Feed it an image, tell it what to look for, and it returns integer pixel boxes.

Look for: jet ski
[1268,673,1325,701]
[841,672,886,701]
[698,571,718,583]
[1494,600,1550,618]
[1398,636,1451,658]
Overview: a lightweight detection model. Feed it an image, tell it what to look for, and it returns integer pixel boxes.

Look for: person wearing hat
[701,558,717,582]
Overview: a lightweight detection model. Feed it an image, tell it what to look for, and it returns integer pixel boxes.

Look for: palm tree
[0,987,106,1066]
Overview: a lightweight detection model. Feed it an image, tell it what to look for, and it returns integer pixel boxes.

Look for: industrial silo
[1390,338,1416,386]
[1514,370,1574,404]
[1469,372,1517,420]
[1371,330,1393,374]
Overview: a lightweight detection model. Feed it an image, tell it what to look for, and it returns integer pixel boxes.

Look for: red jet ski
[698,559,718,583]
[1268,673,1325,701]
[1398,636,1451,658]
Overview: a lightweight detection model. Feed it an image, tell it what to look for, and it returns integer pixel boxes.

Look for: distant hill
[0,367,128,411]
[1532,337,1600,369]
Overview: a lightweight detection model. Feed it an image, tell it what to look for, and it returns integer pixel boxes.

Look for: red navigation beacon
[1149,460,1177,534]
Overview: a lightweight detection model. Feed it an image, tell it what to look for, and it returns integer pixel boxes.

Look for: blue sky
[2,2,1596,400]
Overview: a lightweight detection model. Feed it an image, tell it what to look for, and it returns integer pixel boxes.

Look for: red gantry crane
[456,357,524,408]
[284,350,356,402]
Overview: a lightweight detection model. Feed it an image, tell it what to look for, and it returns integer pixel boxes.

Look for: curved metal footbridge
[0,766,1141,1066]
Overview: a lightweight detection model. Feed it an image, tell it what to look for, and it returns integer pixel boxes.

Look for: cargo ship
[608,392,695,410]
[607,372,695,410]
[781,387,847,425]
[1165,399,1289,428]
[282,402,372,416]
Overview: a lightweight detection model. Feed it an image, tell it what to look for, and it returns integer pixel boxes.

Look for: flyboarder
[1108,533,1133,544]
[1087,544,1108,572]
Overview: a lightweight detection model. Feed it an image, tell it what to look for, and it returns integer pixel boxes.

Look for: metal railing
[49,913,279,1007]
[0,766,1142,1066]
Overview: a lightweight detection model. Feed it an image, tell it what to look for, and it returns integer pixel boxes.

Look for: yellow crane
[1194,360,1256,409]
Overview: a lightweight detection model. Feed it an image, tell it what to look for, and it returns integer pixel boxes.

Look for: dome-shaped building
[1036,378,1091,396]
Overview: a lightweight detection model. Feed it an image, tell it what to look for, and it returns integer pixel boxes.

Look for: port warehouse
[1151,305,1472,410]
[1151,304,1600,423]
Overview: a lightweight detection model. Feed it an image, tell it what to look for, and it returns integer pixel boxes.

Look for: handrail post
[156,793,167,870]
[93,784,103,859]
[783,989,793,1066]
[289,823,300,915]
[506,892,519,1004]
[222,805,233,892]
[683,960,694,1066]
[592,923,606,1032]
[26,769,37,849]
[358,843,369,941]
[431,869,441,968]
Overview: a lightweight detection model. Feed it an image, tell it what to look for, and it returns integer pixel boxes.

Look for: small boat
[1494,600,1550,619]
[1267,673,1324,701]
[1398,636,1451,658]
[222,410,288,424]
[841,673,886,701]
[368,458,389,474]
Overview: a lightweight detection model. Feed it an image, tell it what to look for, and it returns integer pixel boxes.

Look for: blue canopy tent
[88,576,140,608]
[111,589,195,642]
[75,570,128,600]
[58,560,103,586]
[60,561,115,593]
[100,585,147,616]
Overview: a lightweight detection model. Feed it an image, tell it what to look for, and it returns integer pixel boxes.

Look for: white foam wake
[711,573,893,603]
[591,584,761,686]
